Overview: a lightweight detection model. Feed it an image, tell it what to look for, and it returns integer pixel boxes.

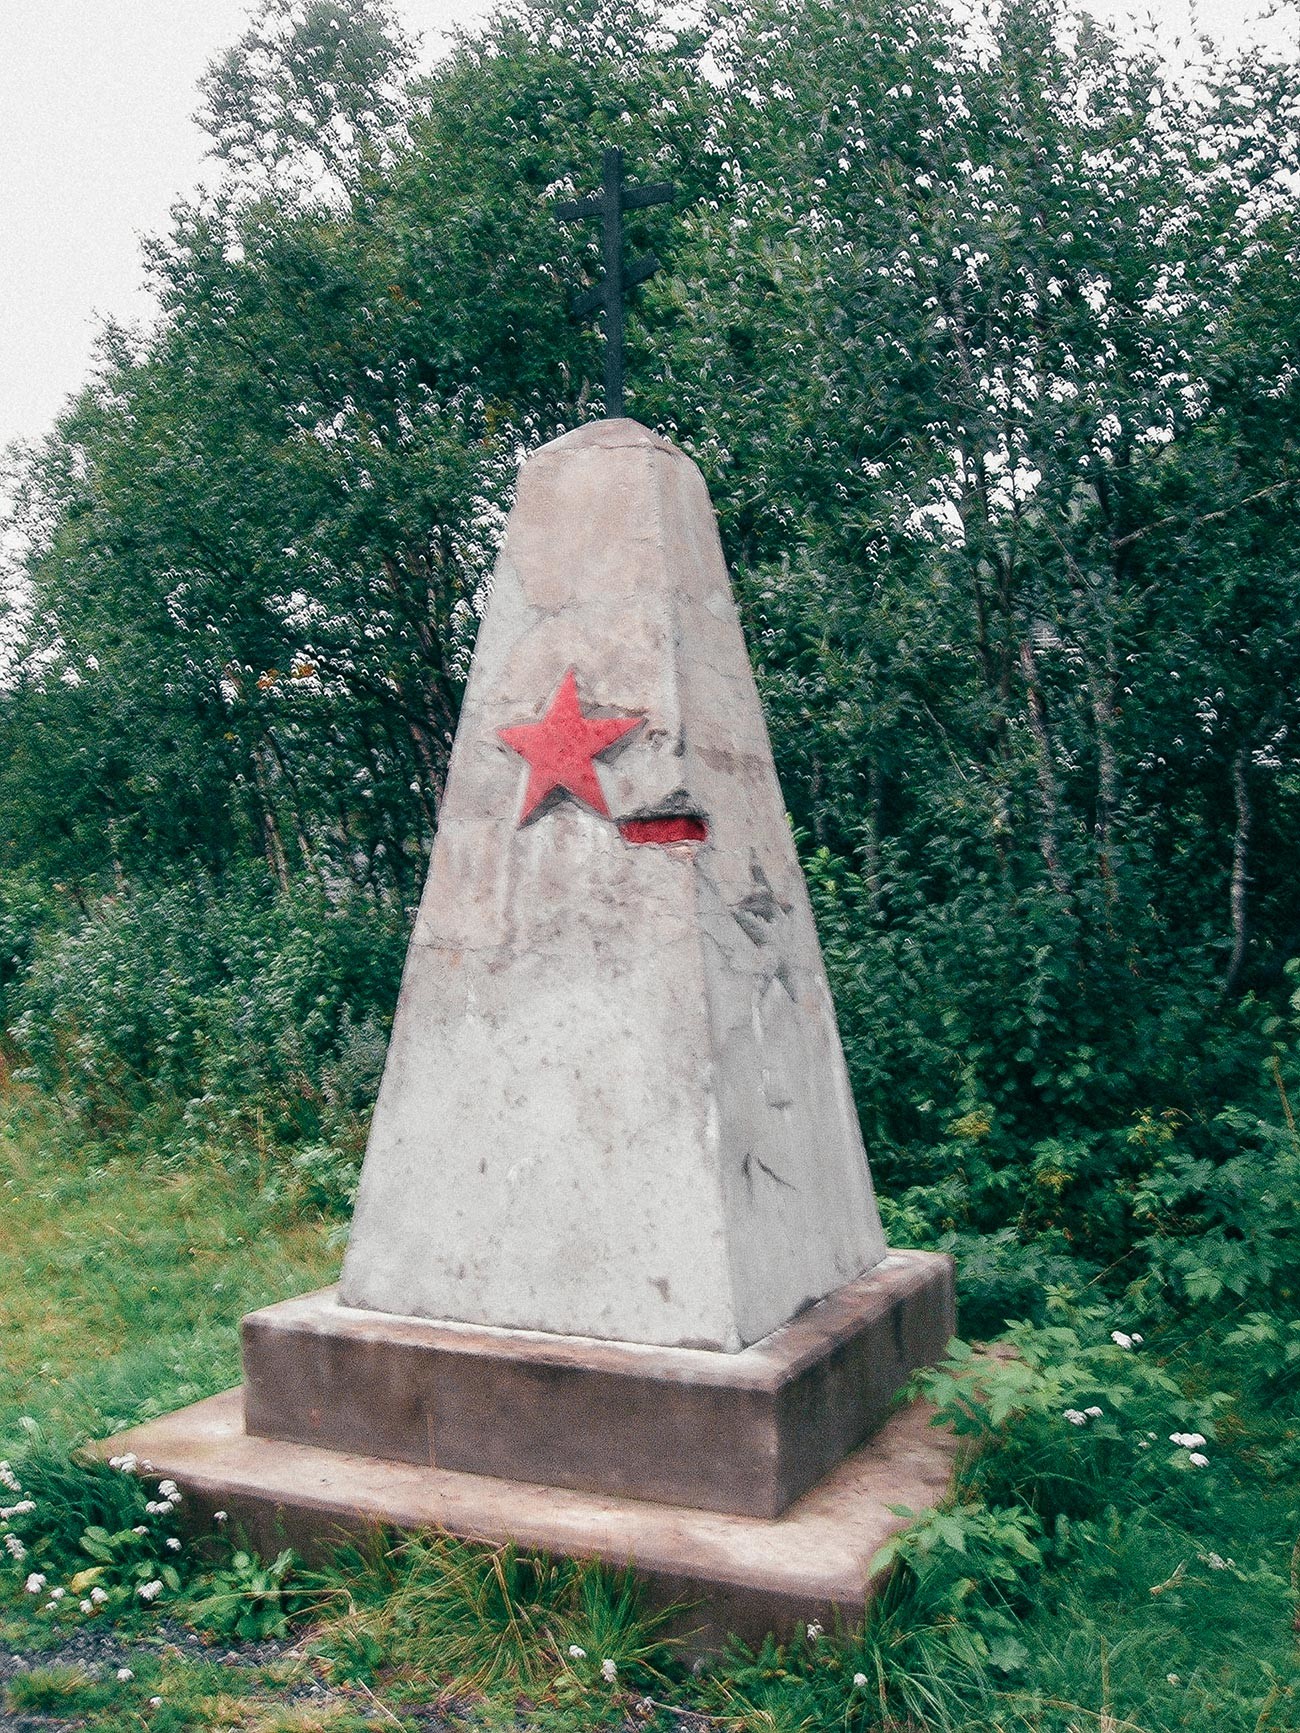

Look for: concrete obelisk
[107,420,955,1646]
[338,418,886,1351]
[240,418,952,1511]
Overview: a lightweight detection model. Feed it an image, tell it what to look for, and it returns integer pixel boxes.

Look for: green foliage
[5,1664,116,1715]
[188,1547,306,1641]
[305,1534,677,1698]
[0,1443,191,1614]
[7,865,404,1155]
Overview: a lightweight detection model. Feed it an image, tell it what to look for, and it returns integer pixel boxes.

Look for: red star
[497,668,642,823]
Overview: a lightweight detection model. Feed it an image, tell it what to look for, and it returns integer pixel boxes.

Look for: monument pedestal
[95,1251,956,1648]
[243,1251,952,1520]
[97,1379,959,1651]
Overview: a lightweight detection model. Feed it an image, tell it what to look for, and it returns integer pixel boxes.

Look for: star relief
[497,669,642,823]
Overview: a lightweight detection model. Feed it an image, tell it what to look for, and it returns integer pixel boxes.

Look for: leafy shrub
[6,865,406,1159]
[812,842,1300,1308]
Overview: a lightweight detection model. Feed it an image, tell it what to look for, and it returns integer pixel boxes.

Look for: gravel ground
[0,1623,676,1732]
[0,1617,335,1731]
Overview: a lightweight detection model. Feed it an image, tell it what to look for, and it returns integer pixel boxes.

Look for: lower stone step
[95,1384,959,1652]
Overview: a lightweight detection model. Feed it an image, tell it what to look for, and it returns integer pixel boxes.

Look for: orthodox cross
[555,147,675,418]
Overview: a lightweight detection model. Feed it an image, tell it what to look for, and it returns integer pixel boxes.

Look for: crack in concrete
[741,1151,798,1194]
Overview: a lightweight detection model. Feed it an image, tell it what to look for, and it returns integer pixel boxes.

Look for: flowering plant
[0,1444,193,1616]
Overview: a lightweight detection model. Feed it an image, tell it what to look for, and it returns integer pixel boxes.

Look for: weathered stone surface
[244,1251,954,1518]
[339,419,886,1350]
[94,1385,960,1652]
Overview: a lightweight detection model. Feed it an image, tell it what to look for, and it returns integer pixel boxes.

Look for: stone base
[242,1250,954,1520]
[96,1384,959,1651]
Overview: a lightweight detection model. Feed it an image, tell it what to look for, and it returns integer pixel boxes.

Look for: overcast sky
[1,0,1294,461]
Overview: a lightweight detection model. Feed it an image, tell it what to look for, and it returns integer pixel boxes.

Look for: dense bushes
[2,867,405,1162]
[810,844,1300,1302]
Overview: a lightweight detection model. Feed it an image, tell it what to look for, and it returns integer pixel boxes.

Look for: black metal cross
[555,148,675,418]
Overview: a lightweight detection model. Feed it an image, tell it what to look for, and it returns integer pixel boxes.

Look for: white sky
[0,0,1295,460]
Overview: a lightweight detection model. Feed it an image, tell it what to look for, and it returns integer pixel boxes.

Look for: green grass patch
[6,1660,117,1713]
[0,1093,340,1451]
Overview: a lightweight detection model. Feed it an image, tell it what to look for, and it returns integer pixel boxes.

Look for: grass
[0,1089,1297,1731]
[6,1661,117,1713]
[0,1093,340,1452]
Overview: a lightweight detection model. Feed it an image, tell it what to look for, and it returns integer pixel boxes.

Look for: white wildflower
[137,1579,164,1602]
[1063,1409,1088,1425]
[1167,1673,1180,1685]
[1200,1552,1234,1570]
[0,1462,21,1493]
[1188,1452,1209,1467]
[144,1499,175,1516]
[24,1572,46,1593]
[150,1697,163,1707]
[5,1535,26,1559]
[1170,1433,1206,1449]
[807,1622,824,1639]
[157,1480,180,1501]
[1085,1406,1103,1419]
[213,1511,228,1524]
[568,1644,586,1659]
[853,1672,868,1688]
[133,1525,148,1536]
[1111,1331,1134,1349]
[109,1453,138,1475]
[117,1667,134,1681]
[1131,1334,1143,1345]
[91,1587,108,1604]
[601,1658,618,1683]
[8,1500,34,1515]
[49,1586,64,1601]
[165,1537,181,1552]
[79,1599,93,1614]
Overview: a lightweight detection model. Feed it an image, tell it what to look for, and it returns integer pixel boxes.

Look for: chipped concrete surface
[339,420,886,1349]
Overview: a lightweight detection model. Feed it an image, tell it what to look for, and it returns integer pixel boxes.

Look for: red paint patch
[619,816,709,846]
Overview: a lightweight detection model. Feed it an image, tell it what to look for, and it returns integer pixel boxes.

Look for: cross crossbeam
[555,148,675,418]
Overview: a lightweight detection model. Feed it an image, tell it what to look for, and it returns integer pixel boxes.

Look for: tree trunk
[251,744,291,892]
[1224,744,1251,994]
[863,760,884,914]
[1090,674,1120,903]
[1019,636,1069,897]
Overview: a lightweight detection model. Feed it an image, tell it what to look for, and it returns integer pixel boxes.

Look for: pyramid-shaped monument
[238,420,953,1529]
[105,419,956,1641]
[338,419,885,1352]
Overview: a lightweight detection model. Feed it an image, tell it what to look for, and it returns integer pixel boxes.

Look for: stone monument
[101,156,956,1643]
